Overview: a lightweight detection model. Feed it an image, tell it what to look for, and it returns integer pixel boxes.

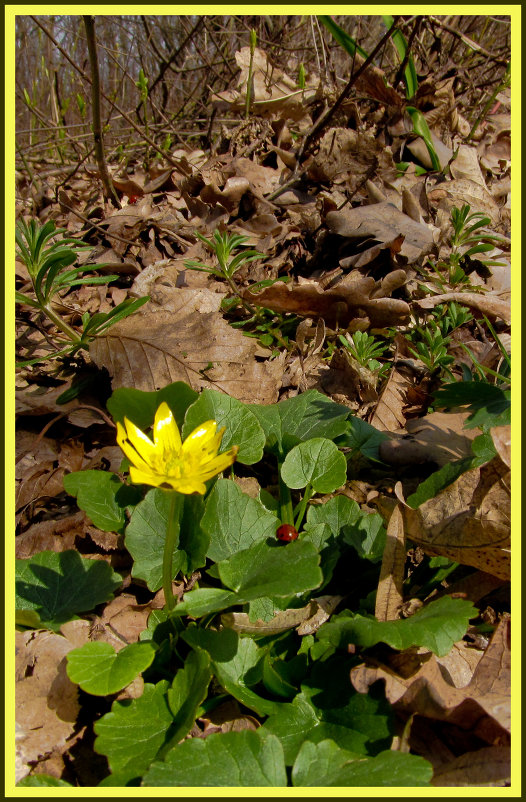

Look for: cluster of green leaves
[16,219,148,366]
[424,204,507,291]
[338,330,391,380]
[14,381,488,788]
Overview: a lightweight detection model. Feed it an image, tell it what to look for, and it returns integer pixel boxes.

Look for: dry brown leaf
[491,425,511,469]
[449,145,489,188]
[221,595,343,637]
[15,511,87,559]
[211,46,315,124]
[326,201,434,264]
[375,504,405,621]
[369,367,412,432]
[199,699,260,737]
[427,178,501,225]
[244,273,410,329]
[16,630,80,774]
[379,411,478,467]
[307,128,395,188]
[415,292,511,324]
[351,614,510,740]
[402,457,510,580]
[89,289,285,404]
[430,745,511,787]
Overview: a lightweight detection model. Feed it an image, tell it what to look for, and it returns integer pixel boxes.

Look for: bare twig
[83,16,121,208]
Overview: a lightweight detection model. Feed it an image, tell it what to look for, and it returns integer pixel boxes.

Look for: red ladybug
[276,524,298,542]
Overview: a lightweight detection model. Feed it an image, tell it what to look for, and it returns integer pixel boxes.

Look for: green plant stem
[224,274,257,315]
[278,467,294,526]
[294,483,314,532]
[42,303,83,344]
[162,491,184,611]
[466,64,510,143]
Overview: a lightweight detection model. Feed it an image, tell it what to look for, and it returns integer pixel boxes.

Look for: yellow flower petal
[116,421,153,472]
[191,446,239,482]
[129,465,166,488]
[181,420,224,462]
[123,416,157,465]
[153,402,182,454]
[169,477,207,495]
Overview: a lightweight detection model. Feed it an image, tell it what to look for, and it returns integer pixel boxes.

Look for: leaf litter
[14,14,512,788]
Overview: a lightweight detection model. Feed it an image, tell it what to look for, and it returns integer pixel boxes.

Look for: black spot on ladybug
[276,524,298,542]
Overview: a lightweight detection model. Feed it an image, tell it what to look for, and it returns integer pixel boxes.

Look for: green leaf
[160,649,212,757]
[66,641,156,695]
[292,739,432,787]
[17,776,73,787]
[305,495,360,535]
[143,731,287,787]
[95,650,211,777]
[199,634,279,717]
[63,470,140,533]
[406,107,441,171]
[318,15,369,58]
[342,509,386,562]
[340,416,389,461]
[172,588,241,618]
[432,381,511,429]
[201,478,279,562]
[281,438,347,493]
[107,381,198,430]
[94,681,174,778]
[317,596,477,657]
[217,539,323,600]
[406,457,474,508]
[382,14,418,98]
[124,488,188,591]
[248,389,350,458]
[262,680,392,766]
[182,389,265,465]
[16,551,122,631]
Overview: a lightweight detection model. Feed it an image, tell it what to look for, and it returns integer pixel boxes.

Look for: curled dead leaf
[402,457,510,580]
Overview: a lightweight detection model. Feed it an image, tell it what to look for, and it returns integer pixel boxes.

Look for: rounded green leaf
[143,730,286,787]
[280,438,347,493]
[201,479,279,562]
[15,550,122,631]
[63,470,140,533]
[292,740,432,787]
[182,389,265,464]
[66,641,156,695]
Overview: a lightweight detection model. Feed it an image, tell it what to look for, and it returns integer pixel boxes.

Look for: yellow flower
[117,401,238,494]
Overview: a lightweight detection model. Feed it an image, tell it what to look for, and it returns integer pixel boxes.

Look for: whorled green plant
[16,218,148,365]
[184,230,265,314]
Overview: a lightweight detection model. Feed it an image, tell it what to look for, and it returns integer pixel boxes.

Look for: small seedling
[16,219,148,365]
[405,320,455,377]
[184,230,265,314]
[338,330,391,379]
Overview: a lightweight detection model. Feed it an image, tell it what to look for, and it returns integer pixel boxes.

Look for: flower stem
[162,491,183,611]
[278,464,294,526]
[294,483,314,532]
[42,303,83,344]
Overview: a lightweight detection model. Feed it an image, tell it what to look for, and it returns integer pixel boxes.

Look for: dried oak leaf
[90,288,284,404]
[415,292,511,324]
[379,411,478,466]
[16,630,80,772]
[351,614,510,741]
[307,128,396,189]
[212,46,315,123]
[326,201,435,264]
[243,272,410,329]
[402,457,510,580]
